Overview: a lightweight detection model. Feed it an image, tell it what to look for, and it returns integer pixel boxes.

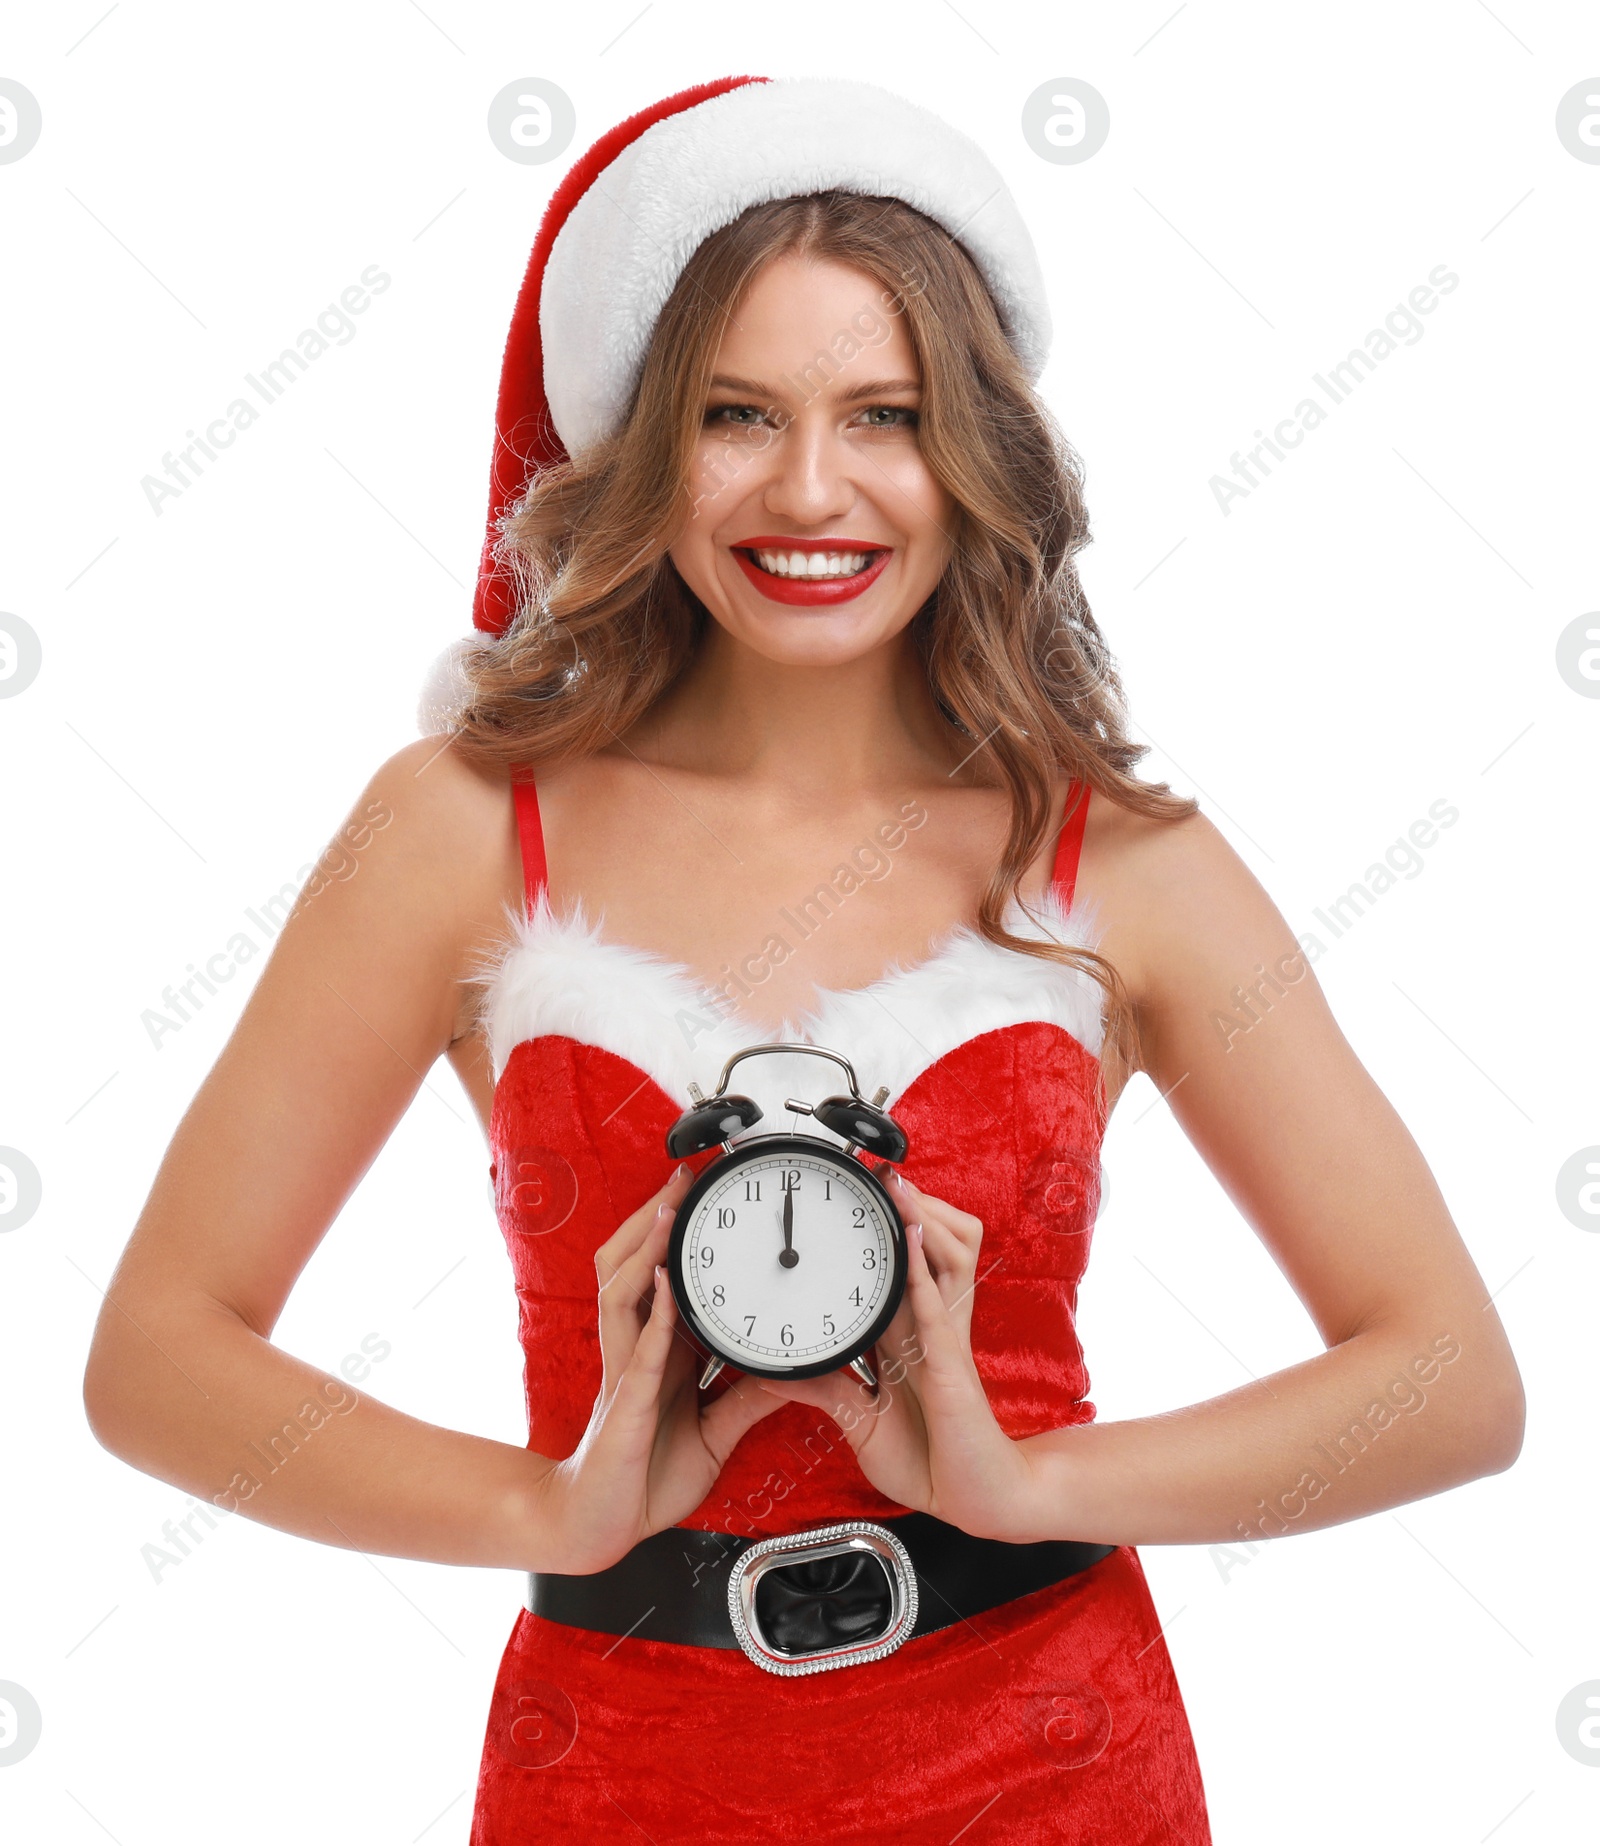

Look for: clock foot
[847,1353,878,1388]
[698,1354,727,1389]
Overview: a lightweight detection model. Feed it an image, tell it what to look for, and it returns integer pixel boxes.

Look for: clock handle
[704,1041,867,1102]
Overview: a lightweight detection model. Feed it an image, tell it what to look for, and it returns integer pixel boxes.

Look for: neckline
[475,879,1108,1114]
[543,888,1076,1044]
[490,768,1100,1102]
[507,768,1092,1036]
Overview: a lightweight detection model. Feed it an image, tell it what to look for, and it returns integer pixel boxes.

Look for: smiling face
[666,252,957,668]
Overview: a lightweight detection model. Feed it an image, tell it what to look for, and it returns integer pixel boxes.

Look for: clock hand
[778,1186,798,1268]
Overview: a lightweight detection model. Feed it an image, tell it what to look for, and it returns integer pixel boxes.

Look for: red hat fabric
[472,76,770,638]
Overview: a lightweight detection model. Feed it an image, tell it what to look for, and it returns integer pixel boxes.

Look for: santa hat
[419,74,1052,727]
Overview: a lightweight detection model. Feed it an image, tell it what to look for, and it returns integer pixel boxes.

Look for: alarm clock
[663,1044,910,1390]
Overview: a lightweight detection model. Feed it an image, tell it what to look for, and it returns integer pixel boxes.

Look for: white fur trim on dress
[473,885,1104,1146]
[540,76,1053,460]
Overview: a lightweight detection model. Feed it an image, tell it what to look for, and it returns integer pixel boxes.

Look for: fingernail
[656,1202,673,1225]
[910,1221,923,1244]
[674,1161,692,1182]
[890,1169,908,1191]
[654,1263,664,1284]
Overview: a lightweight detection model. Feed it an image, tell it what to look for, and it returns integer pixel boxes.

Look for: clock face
[668,1136,906,1380]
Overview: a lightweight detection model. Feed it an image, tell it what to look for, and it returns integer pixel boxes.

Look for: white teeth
[751,548,875,579]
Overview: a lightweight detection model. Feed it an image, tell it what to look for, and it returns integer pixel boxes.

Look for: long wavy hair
[448,189,1197,1105]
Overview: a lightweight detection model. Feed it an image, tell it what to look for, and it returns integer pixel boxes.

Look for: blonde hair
[450,190,1198,1105]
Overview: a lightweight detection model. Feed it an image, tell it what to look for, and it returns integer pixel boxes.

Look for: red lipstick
[730,536,892,607]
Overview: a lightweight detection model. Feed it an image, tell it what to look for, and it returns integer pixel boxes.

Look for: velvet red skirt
[469,1540,1210,1843]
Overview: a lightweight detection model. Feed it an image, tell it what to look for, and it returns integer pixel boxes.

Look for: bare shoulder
[1081,790,1304,1052]
[293,734,523,986]
[350,734,518,895]
[364,732,511,840]
[1083,792,1244,919]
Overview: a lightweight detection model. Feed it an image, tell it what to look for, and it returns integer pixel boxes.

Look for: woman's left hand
[752,1171,1042,1539]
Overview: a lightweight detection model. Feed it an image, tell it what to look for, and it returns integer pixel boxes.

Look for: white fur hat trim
[540,75,1052,459]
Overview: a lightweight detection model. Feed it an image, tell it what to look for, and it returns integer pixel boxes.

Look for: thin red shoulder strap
[510,770,548,917]
[1052,778,1090,911]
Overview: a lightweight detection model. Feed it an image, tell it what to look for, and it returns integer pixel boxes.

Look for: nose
[759,410,856,529]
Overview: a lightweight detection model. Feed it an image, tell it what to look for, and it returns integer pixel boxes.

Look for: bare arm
[81,737,553,1568]
[1014,809,1526,1545]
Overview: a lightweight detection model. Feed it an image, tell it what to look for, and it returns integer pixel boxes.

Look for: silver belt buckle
[726,1518,919,1675]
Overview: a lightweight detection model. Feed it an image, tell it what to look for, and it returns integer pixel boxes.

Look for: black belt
[527,1511,1116,1676]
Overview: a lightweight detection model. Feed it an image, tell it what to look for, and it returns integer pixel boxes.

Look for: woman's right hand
[525,1162,785,1574]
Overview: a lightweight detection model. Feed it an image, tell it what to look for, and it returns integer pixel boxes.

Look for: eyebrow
[708,372,923,404]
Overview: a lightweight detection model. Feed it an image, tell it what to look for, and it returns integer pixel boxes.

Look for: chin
[718,604,907,667]
[699,555,929,663]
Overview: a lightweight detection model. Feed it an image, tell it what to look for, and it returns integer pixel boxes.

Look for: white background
[3,2,1597,1840]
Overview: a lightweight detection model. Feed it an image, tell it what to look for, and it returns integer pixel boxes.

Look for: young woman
[84,76,1525,1843]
